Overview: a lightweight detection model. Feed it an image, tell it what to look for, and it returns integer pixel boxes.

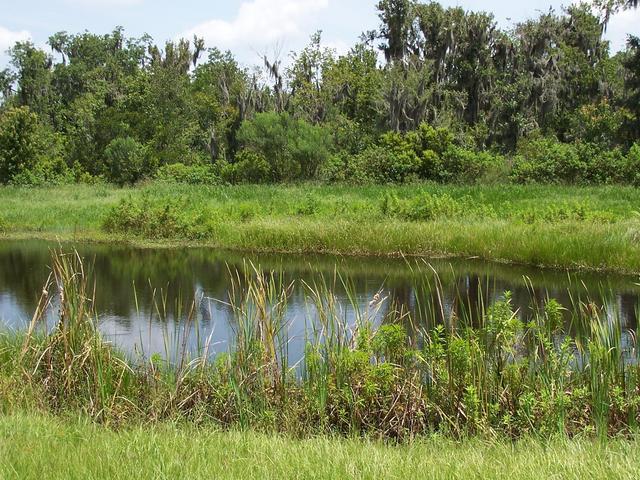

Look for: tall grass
[1,249,639,440]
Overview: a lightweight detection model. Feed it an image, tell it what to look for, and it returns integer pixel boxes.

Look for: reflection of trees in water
[0,240,638,341]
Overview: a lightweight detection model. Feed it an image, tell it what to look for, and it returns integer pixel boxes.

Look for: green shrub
[511,138,585,184]
[566,101,633,149]
[0,107,65,185]
[438,146,503,183]
[414,123,454,155]
[220,150,272,184]
[104,137,155,186]
[156,162,219,185]
[237,112,329,181]
[625,143,640,186]
[0,107,40,183]
[350,124,502,184]
[355,143,420,184]
[295,194,320,216]
[102,196,214,240]
[372,324,408,364]
[579,144,626,184]
[319,154,349,182]
[9,156,72,187]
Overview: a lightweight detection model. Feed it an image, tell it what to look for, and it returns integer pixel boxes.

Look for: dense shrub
[438,146,504,183]
[511,138,586,184]
[580,144,627,184]
[566,101,634,149]
[343,124,503,184]
[220,150,272,184]
[102,196,214,240]
[625,143,640,186]
[0,107,65,184]
[237,112,329,181]
[318,154,350,182]
[360,141,421,183]
[104,137,155,186]
[513,138,640,185]
[155,162,219,185]
[0,107,41,183]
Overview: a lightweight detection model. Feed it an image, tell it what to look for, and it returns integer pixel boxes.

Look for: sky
[0,0,639,68]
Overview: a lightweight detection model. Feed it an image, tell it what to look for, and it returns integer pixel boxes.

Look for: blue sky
[1,0,639,68]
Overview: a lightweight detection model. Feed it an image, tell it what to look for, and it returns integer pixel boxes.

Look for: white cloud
[604,7,640,52]
[181,0,328,58]
[0,26,31,55]
[568,0,640,52]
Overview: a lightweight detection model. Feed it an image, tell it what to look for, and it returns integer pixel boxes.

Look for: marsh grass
[1,249,640,440]
[2,182,640,272]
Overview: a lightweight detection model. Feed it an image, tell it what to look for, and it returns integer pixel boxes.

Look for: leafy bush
[511,138,585,184]
[566,101,633,149]
[357,143,421,184]
[104,137,155,186]
[9,156,72,187]
[0,107,41,183]
[237,112,329,181]
[102,196,214,240]
[347,124,502,184]
[413,123,454,155]
[319,154,350,182]
[220,150,272,184]
[438,146,504,183]
[155,162,219,185]
[0,107,65,184]
[625,143,640,186]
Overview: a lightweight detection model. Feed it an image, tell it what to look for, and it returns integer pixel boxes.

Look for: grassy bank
[0,182,639,273]
[1,413,639,480]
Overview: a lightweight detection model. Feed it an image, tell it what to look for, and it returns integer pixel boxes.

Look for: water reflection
[0,240,638,362]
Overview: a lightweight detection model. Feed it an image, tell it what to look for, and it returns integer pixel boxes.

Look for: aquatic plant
[1,250,639,440]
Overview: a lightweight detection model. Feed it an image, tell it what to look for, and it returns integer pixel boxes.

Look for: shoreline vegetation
[1,250,640,442]
[0,182,639,274]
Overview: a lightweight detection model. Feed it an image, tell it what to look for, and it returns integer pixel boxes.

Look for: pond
[0,240,638,362]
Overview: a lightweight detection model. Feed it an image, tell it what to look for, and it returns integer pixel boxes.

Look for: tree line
[0,0,639,186]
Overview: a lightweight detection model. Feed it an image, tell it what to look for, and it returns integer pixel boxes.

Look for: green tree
[0,107,44,183]
[104,136,152,185]
[237,112,329,180]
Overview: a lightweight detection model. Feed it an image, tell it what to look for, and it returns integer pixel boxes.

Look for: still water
[0,240,638,361]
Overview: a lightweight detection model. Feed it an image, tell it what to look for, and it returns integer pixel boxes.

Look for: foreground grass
[0,413,638,480]
[1,182,640,273]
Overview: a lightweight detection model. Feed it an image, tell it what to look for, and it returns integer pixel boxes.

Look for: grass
[1,412,640,480]
[1,182,640,273]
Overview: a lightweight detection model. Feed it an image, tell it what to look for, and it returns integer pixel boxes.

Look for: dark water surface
[0,240,638,361]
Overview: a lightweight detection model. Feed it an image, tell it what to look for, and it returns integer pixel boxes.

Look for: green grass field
[1,182,639,273]
[0,413,637,480]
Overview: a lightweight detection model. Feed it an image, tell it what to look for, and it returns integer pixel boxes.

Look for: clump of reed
[2,250,640,440]
[15,250,140,423]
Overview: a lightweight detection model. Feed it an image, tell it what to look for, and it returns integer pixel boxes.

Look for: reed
[0,249,639,440]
